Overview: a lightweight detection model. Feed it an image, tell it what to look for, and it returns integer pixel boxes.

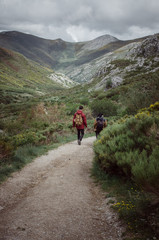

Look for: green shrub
[66,104,79,115]
[90,99,117,117]
[120,71,159,114]
[31,120,49,129]
[80,97,89,105]
[94,109,159,195]
[97,92,106,100]
[132,146,159,194]
[106,79,113,89]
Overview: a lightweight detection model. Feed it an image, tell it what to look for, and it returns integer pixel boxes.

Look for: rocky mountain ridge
[89,34,159,91]
[0,31,118,67]
[0,31,158,91]
[0,31,143,84]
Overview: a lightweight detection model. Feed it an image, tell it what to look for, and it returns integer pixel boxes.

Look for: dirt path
[0,137,124,240]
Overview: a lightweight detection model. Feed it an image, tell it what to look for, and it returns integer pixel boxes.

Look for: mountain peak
[93,34,118,41]
[82,34,119,51]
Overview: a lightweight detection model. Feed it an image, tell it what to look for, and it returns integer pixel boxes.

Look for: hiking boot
[78,139,81,145]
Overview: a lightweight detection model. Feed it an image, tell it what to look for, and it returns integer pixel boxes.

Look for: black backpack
[96,117,104,131]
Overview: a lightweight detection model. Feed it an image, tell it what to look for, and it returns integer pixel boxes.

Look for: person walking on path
[73,106,87,145]
[94,113,107,138]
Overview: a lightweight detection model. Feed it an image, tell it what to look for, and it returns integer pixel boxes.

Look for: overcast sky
[0,0,159,42]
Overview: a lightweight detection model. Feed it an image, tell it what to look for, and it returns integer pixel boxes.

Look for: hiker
[94,113,107,138]
[73,106,87,145]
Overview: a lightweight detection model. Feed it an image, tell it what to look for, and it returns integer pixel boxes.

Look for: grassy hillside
[0,47,65,104]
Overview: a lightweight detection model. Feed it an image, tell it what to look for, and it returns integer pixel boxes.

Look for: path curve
[0,137,124,240]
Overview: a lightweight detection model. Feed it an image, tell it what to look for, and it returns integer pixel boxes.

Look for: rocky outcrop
[136,34,159,57]
[89,34,159,91]
[49,72,78,88]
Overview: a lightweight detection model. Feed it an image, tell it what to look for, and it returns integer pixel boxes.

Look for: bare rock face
[89,34,159,91]
[136,34,159,57]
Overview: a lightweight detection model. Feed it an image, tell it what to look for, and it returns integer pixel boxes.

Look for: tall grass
[0,144,45,183]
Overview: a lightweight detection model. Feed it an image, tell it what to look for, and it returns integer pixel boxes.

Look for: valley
[0,31,146,84]
[0,31,159,240]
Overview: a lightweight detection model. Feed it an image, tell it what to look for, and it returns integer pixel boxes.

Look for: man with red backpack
[73,106,87,145]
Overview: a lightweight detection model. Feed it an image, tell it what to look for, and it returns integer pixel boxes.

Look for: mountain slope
[0,31,135,83]
[0,47,76,104]
[0,31,119,68]
[88,33,159,91]
[0,31,150,84]
[82,35,118,51]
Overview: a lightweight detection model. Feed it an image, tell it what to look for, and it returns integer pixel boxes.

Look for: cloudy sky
[0,0,159,42]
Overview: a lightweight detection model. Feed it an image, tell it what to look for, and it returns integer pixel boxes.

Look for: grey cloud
[0,0,159,41]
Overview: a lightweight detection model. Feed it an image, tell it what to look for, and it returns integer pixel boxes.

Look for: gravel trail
[0,137,124,240]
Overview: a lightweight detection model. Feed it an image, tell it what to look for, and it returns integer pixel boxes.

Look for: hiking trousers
[77,129,84,141]
[96,130,102,138]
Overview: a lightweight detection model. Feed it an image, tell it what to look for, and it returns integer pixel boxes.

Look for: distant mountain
[0,31,119,66]
[77,35,118,55]
[0,31,59,68]
[0,31,147,83]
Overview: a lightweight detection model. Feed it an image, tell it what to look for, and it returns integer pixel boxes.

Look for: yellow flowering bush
[13,131,37,147]
[113,200,135,212]
[135,101,159,119]
[135,111,150,119]
[149,101,159,111]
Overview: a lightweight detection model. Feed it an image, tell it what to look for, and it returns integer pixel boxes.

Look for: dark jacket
[73,110,87,129]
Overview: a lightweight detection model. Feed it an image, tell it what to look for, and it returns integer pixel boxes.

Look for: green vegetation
[111,59,136,69]
[0,85,95,182]
[93,102,159,239]
[91,98,117,116]
[106,78,113,89]
[88,57,159,238]
[1,35,159,239]
[91,160,159,240]
[88,67,159,117]
[94,102,159,194]
[0,47,64,105]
